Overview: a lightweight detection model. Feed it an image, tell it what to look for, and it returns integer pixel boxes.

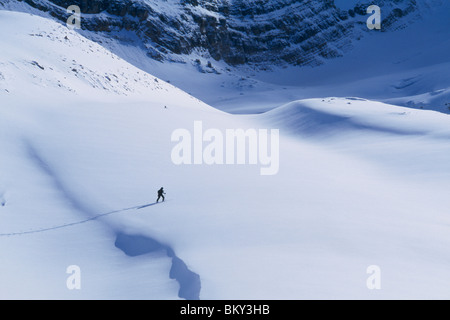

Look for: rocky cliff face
[12,0,422,68]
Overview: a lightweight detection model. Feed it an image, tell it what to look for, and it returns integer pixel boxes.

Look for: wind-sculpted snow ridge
[261,97,450,139]
[115,233,201,300]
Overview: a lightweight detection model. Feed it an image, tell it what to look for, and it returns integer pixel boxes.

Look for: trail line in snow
[0,202,159,237]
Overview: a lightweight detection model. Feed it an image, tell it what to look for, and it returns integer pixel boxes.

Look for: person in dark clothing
[157,187,165,203]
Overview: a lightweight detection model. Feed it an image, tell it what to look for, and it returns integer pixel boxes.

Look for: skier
[156,187,165,203]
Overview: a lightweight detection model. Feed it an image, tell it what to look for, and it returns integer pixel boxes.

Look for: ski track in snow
[0,139,152,235]
[0,141,199,300]
[0,204,154,237]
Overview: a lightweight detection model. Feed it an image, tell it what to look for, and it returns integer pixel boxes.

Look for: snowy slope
[0,10,218,299]
[2,10,450,300]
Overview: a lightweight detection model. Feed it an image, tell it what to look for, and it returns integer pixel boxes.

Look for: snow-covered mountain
[2,0,431,67]
[1,0,449,114]
[2,9,450,300]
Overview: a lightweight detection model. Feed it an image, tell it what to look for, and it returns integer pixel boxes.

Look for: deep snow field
[1,9,450,300]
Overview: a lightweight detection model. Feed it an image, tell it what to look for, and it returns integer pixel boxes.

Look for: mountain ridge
[3,0,428,68]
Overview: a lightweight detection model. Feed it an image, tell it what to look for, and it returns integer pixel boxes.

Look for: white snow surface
[1,10,450,300]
